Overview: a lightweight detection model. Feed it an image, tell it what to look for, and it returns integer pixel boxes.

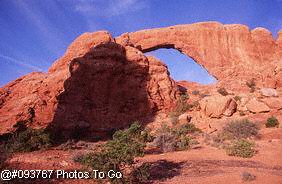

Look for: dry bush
[221,119,259,139]
[151,123,200,153]
[210,119,259,158]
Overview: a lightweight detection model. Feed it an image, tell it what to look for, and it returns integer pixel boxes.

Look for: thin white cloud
[0,53,43,72]
[11,0,67,56]
[65,0,149,32]
[73,0,148,17]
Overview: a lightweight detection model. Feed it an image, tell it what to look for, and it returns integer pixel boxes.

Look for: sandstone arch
[116,21,282,83]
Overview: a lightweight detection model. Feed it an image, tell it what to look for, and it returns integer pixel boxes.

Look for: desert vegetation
[74,122,152,183]
[265,116,279,128]
[208,119,259,158]
[226,139,256,158]
[150,123,201,153]
[221,119,259,139]
[72,121,203,183]
[4,124,52,153]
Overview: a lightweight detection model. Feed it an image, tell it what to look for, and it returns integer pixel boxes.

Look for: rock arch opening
[145,48,217,85]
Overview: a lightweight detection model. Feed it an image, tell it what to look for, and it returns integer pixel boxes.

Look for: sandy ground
[4,126,282,184]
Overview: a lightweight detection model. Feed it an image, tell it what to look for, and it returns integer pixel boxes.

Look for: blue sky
[0,0,282,86]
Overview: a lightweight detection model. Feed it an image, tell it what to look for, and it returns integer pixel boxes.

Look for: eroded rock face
[0,31,178,138]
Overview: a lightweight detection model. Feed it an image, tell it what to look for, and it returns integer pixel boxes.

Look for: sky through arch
[146,49,217,85]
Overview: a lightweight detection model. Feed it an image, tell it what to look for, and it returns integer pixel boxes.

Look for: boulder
[260,88,278,97]
[246,98,270,113]
[262,98,282,110]
[200,95,237,118]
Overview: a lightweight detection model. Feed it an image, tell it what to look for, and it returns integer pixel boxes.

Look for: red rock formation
[116,22,282,88]
[0,31,178,138]
[1,22,282,137]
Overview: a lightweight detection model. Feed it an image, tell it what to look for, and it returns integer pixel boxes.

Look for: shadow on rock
[47,42,159,143]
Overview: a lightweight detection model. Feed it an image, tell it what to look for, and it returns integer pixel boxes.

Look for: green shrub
[75,122,149,183]
[172,123,202,137]
[241,171,256,182]
[5,128,52,153]
[265,116,279,128]
[227,139,256,158]
[234,96,241,102]
[140,129,154,142]
[176,136,197,151]
[217,87,228,96]
[246,79,256,93]
[222,119,259,139]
